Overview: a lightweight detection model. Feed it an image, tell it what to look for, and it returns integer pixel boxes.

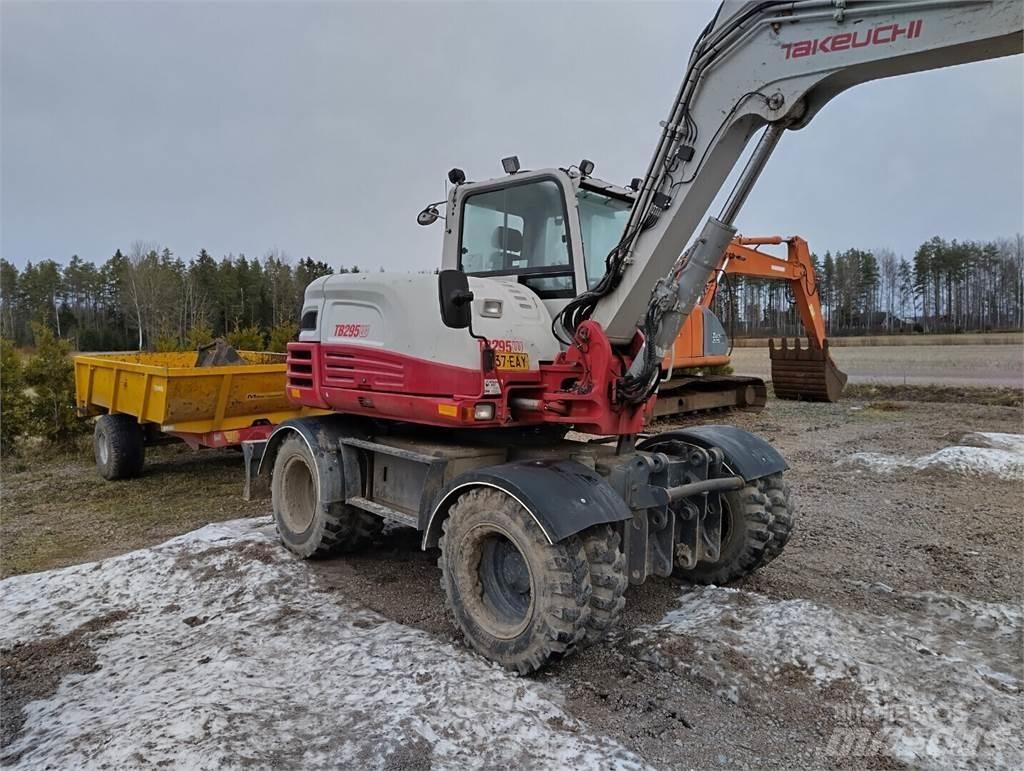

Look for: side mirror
[416,206,439,226]
[438,270,474,329]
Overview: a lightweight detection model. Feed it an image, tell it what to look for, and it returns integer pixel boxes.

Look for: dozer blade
[769,337,848,402]
[652,375,767,419]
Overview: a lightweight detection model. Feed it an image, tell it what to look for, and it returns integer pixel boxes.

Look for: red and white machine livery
[264,0,1021,674]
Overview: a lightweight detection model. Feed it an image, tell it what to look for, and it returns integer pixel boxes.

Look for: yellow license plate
[494,352,530,370]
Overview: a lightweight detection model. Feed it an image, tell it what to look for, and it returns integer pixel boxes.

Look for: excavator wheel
[758,473,795,567]
[579,525,627,646]
[271,436,382,558]
[675,478,771,585]
[674,472,794,584]
[438,488,592,674]
[769,337,847,402]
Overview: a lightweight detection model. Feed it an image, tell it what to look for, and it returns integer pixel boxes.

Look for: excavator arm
[706,236,847,401]
[658,234,844,415]
[561,0,1022,406]
[708,236,826,347]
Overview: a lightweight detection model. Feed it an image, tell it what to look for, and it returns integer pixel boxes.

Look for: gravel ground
[2,396,1022,769]
[307,398,1023,769]
[729,343,1023,387]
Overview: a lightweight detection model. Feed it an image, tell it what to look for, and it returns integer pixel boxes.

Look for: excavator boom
[571,0,1022,412]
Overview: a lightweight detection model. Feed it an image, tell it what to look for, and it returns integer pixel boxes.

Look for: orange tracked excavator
[655,235,847,418]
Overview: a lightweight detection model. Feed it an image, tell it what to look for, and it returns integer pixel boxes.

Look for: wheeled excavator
[263,1,1021,673]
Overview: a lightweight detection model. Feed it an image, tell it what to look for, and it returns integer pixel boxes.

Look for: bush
[226,325,265,351]
[267,322,299,353]
[185,321,214,351]
[24,324,86,446]
[154,335,181,352]
[1,338,29,453]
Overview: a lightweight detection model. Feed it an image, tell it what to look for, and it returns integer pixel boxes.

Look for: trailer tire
[674,479,773,585]
[438,488,592,674]
[271,436,381,558]
[580,525,627,645]
[94,414,145,480]
[758,473,794,566]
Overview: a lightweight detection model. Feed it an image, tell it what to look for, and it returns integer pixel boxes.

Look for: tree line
[711,235,1024,338]
[0,242,368,351]
[1,234,1021,352]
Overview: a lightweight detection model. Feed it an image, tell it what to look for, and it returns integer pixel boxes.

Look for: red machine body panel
[285,321,650,436]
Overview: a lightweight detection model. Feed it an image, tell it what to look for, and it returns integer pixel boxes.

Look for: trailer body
[74,351,327,483]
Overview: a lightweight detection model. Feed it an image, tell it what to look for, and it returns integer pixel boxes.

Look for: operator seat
[488,225,524,271]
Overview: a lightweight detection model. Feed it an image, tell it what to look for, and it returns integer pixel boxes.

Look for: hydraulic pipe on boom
[623,124,786,387]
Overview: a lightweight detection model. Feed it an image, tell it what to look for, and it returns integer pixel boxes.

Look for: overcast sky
[2,0,1022,271]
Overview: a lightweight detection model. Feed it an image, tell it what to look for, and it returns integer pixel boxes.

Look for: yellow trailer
[74,350,325,483]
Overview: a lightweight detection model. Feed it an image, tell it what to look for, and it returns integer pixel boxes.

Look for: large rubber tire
[94,414,145,480]
[271,436,382,558]
[438,488,592,674]
[579,525,627,645]
[675,477,776,585]
[758,473,795,566]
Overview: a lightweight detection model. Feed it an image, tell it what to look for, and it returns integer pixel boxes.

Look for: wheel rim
[280,455,317,533]
[462,524,535,639]
[479,533,532,624]
[96,431,109,466]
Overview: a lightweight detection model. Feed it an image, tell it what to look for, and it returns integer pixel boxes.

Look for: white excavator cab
[436,165,634,321]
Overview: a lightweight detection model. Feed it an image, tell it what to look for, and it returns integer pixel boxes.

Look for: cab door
[440,169,587,320]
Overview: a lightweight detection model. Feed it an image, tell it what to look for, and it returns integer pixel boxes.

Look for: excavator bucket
[768,338,847,402]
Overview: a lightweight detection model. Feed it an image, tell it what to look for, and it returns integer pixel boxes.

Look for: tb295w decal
[334,323,370,338]
[490,339,525,353]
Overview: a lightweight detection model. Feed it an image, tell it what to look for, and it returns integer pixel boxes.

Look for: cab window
[459,178,574,297]
[577,188,631,289]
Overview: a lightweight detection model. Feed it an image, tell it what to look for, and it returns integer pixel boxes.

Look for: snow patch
[1,518,647,770]
[842,432,1024,480]
[642,586,1023,770]
[960,431,1024,453]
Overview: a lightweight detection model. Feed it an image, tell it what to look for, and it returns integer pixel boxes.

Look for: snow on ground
[640,586,1023,771]
[958,431,1024,453]
[842,432,1024,481]
[0,518,647,770]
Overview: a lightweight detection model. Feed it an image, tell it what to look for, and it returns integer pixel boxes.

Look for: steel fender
[422,459,631,549]
[258,416,360,504]
[638,425,787,481]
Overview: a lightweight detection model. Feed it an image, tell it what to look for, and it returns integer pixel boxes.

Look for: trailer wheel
[94,414,145,480]
[675,478,774,585]
[579,525,627,645]
[438,488,592,674]
[271,435,381,558]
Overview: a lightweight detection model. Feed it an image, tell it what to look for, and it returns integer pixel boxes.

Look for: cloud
[2,1,1021,268]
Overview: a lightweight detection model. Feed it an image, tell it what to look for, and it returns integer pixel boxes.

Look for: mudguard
[258,415,363,504]
[422,459,631,548]
[638,425,787,481]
